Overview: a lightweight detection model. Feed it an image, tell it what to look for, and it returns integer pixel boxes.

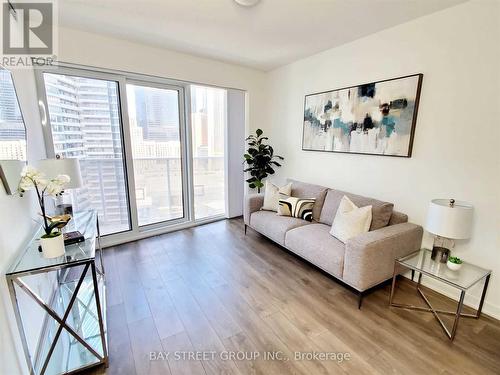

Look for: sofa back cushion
[287,179,328,222]
[262,180,292,212]
[319,189,394,231]
[388,210,408,226]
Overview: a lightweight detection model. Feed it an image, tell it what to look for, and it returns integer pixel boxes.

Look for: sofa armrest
[244,194,264,225]
[343,223,423,291]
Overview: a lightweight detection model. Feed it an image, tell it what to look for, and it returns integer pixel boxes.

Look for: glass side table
[5,210,108,375]
[389,248,491,341]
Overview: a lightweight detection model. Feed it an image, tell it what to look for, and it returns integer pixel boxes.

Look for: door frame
[124,78,192,230]
[35,66,137,242]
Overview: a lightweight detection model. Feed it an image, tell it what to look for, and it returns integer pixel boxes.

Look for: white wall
[0,6,48,374]
[226,89,246,218]
[263,0,500,317]
[0,65,46,375]
[57,27,267,136]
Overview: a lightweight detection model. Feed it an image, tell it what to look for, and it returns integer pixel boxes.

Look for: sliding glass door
[42,72,130,235]
[37,66,228,245]
[126,83,185,226]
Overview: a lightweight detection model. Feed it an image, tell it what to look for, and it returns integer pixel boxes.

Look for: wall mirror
[0,65,27,194]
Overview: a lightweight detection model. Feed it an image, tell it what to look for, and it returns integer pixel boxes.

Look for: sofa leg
[358,292,364,309]
[244,224,247,235]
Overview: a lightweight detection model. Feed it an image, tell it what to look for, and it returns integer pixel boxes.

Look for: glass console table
[389,248,491,341]
[6,210,108,374]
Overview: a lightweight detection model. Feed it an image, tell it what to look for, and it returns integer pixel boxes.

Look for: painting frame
[302,73,423,158]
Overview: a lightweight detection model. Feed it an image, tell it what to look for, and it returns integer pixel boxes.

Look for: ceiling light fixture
[234,0,261,7]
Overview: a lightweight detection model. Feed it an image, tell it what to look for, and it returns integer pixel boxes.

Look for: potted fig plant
[447,256,463,271]
[18,166,71,258]
[243,129,284,193]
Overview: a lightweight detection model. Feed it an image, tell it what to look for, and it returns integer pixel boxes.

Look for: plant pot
[447,260,462,271]
[40,233,65,258]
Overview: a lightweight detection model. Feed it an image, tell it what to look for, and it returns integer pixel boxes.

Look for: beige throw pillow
[330,195,372,243]
[261,181,292,212]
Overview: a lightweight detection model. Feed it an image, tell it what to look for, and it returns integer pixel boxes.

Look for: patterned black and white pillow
[277,196,316,222]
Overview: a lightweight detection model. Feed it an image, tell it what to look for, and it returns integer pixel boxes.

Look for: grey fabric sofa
[243,179,423,307]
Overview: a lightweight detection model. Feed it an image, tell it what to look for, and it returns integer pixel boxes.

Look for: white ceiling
[59,0,466,71]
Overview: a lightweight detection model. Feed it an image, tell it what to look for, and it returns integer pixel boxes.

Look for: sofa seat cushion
[250,211,310,245]
[285,224,345,278]
[287,179,328,222]
[319,189,394,231]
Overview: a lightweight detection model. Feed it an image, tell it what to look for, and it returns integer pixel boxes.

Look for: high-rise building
[0,69,26,160]
[191,86,225,157]
[133,86,179,142]
[191,111,208,157]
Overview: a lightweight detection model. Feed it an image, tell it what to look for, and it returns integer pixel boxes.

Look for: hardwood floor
[91,218,500,375]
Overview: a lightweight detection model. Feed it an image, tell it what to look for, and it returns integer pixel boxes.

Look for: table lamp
[36,156,83,215]
[425,199,473,263]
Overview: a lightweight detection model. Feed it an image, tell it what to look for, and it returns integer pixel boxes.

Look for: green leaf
[256,129,263,137]
[41,231,62,239]
[255,180,264,188]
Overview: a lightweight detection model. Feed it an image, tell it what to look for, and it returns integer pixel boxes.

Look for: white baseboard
[402,273,499,320]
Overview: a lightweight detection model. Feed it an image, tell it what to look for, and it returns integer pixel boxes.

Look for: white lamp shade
[35,158,83,189]
[425,199,473,239]
[234,0,261,6]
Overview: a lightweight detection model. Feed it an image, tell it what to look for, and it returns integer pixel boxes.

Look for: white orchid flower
[18,167,70,196]
[18,165,72,235]
[54,174,71,185]
[45,181,64,197]
[20,165,46,185]
[18,178,34,191]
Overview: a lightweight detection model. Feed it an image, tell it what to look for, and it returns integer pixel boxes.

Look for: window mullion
[117,76,140,235]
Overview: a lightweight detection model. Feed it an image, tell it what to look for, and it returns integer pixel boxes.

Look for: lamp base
[55,193,73,215]
[56,203,73,216]
[431,246,450,263]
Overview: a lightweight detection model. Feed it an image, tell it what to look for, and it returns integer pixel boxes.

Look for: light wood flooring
[90,218,500,375]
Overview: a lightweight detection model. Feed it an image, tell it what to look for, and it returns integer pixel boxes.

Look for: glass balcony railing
[68,156,225,235]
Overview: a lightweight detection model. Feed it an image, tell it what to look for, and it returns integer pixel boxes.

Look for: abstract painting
[303,74,423,157]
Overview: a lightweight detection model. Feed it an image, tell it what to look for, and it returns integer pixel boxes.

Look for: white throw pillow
[261,181,292,212]
[330,195,372,243]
